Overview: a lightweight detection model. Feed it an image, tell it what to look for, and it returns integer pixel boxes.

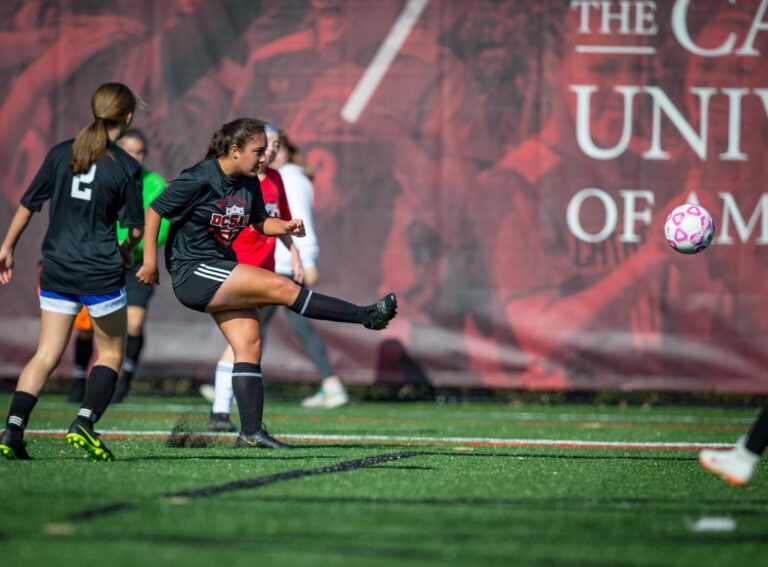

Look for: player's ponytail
[205,118,267,159]
[72,83,141,174]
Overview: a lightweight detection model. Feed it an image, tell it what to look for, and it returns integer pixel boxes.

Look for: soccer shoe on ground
[364,293,398,330]
[302,389,349,409]
[0,428,32,460]
[235,424,292,450]
[68,380,85,404]
[208,412,237,432]
[66,420,115,462]
[199,384,215,403]
[699,438,760,487]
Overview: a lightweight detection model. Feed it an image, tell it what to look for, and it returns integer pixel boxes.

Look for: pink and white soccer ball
[664,203,715,254]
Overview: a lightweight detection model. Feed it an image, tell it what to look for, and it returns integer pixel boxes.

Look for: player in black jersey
[138,118,397,449]
[0,83,144,461]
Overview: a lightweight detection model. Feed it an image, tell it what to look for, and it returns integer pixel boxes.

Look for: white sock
[212,361,234,414]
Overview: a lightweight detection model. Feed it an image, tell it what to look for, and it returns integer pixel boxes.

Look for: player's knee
[32,350,63,372]
[94,352,123,372]
[127,321,144,336]
[273,276,300,306]
[232,334,262,361]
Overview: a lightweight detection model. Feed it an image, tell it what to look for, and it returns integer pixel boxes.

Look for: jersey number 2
[71,164,96,201]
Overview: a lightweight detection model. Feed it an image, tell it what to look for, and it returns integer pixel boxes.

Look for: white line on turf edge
[340,0,430,123]
[24,429,734,450]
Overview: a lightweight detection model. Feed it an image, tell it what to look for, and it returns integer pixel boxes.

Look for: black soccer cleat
[235,424,292,450]
[66,419,115,462]
[208,413,237,433]
[0,428,32,460]
[364,293,398,330]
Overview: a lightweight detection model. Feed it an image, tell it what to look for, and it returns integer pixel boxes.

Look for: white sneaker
[199,384,215,403]
[699,440,760,487]
[301,389,349,409]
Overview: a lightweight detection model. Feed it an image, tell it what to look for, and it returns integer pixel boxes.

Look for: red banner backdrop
[1,0,767,392]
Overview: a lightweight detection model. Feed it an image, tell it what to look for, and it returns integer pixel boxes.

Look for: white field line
[340,0,430,123]
[35,401,756,426]
[25,429,734,450]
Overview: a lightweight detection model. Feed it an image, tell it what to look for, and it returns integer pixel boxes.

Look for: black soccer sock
[6,391,38,432]
[78,366,118,424]
[745,400,768,455]
[73,334,94,380]
[120,334,144,387]
[231,363,263,436]
[289,288,370,326]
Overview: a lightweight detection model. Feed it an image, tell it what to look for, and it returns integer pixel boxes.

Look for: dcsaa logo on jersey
[211,201,250,243]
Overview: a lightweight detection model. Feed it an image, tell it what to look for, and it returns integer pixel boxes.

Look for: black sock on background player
[69,334,93,403]
[113,334,144,403]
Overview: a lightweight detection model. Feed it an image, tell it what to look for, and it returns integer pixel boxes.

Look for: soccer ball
[664,203,715,254]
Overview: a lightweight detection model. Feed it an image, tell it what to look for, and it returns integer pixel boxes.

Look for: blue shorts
[39,288,127,318]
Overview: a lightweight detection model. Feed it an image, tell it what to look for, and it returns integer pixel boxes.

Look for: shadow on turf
[67,450,427,521]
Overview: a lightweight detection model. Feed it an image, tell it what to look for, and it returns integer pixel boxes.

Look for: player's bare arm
[255,217,305,238]
[136,207,162,286]
[0,205,34,285]
[119,226,144,268]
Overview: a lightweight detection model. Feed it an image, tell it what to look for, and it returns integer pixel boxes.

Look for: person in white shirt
[262,132,348,408]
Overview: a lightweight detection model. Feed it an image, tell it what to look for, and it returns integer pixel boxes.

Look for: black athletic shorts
[126,262,155,309]
[172,259,238,312]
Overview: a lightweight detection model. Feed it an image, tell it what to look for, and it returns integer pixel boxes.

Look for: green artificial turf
[1,395,766,566]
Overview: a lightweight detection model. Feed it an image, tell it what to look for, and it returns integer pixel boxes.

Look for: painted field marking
[340,0,430,123]
[25,429,734,451]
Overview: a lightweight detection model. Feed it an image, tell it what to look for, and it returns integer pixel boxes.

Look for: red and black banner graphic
[1,0,767,392]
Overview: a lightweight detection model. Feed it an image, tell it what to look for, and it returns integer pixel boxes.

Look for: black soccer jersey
[151,158,268,287]
[21,139,144,295]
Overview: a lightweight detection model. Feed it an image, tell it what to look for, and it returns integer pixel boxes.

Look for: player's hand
[0,246,13,285]
[136,263,159,286]
[285,219,305,237]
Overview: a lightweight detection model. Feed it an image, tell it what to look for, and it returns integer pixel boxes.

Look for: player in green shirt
[69,129,170,403]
